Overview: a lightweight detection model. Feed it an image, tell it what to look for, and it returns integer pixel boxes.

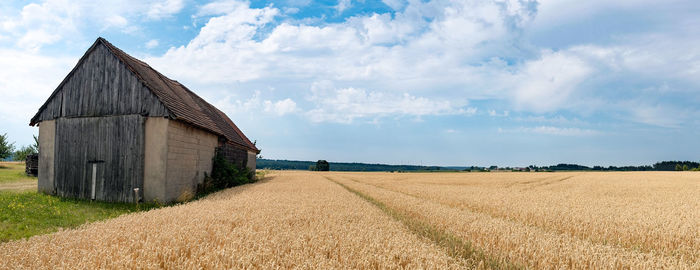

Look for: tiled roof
[100,38,259,153]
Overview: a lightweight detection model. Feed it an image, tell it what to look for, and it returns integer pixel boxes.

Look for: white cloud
[104,15,128,29]
[148,0,535,113]
[509,50,592,113]
[197,0,248,17]
[152,0,536,85]
[381,0,405,11]
[335,0,352,13]
[305,82,474,123]
[489,110,510,117]
[264,98,297,116]
[140,0,700,128]
[0,48,74,122]
[283,7,300,14]
[0,0,186,51]
[145,39,159,49]
[146,0,184,19]
[212,91,298,117]
[501,126,601,136]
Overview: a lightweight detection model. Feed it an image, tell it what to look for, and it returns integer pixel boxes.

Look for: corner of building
[37,120,55,195]
[143,117,169,202]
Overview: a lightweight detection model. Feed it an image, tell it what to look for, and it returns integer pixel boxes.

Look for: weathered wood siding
[36,43,169,122]
[54,115,144,202]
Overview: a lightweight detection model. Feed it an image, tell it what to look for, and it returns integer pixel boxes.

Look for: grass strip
[0,191,162,242]
[326,176,522,270]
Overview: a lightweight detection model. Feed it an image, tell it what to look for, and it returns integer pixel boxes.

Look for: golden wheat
[0,172,465,269]
[328,171,700,269]
[2,171,697,269]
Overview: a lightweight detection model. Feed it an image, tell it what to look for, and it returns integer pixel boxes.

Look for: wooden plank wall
[37,43,169,122]
[54,115,144,202]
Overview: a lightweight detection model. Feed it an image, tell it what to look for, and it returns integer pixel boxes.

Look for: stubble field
[1,171,698,269]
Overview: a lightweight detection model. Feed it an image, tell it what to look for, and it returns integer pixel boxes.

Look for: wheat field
[1,171,698,269]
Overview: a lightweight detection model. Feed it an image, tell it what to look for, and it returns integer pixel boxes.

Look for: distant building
[30,37,259,203]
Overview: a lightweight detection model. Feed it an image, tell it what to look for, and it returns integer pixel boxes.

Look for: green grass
[0,191,161,242]
[0,162,35,185]
[0,162,162,242]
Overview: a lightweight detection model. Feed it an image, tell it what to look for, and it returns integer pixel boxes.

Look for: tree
[682,164,689,171]
[13,145,36,161]
[308,165,316,171]
[32,135,39,153]
[675,164,682,171]
[316,160,330,171]
[0,133,15,160]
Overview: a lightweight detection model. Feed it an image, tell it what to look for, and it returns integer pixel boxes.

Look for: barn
[30,37,259,203]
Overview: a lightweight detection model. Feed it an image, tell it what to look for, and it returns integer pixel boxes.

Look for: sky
[0,0,699,167]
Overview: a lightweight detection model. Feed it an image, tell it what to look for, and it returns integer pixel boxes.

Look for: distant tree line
[258,159,443,172]
[258,159,700,172]
[528,161,700,172]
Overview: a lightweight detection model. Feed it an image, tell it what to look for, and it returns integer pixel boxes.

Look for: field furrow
[328,173,698,269]
[341,172,700,263]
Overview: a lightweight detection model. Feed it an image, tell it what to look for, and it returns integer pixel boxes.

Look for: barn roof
[30,37,259,153]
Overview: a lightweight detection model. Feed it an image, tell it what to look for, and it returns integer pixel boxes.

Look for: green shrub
[198,151,254,195]
[316,160,330,171]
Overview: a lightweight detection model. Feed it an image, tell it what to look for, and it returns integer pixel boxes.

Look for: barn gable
[31,37,259,154]
[30,41,171,125]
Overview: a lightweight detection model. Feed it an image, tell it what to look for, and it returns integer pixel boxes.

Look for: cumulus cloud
[0,0,185,50]
[509,50,592,113]
[212,91,298,117]
[305,82,475,123]
[145,0,537,123]
[141,0,700,128]
[152,0,538,85]
[7,0,693,130]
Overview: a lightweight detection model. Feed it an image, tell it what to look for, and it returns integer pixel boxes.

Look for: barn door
[54,115,145,202]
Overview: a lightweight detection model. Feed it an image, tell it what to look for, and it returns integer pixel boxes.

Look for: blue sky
[1,0,699,167]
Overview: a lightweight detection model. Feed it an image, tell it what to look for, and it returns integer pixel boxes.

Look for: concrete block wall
[164,120,217,202]
[247,151,256,171]
[143,117,168,202]
[37,120,55,195]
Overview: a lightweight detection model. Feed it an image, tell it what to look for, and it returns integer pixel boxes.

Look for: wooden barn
[30,37,259,203]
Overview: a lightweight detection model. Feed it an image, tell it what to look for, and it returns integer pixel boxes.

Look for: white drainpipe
[91,163,97,200]
[133,188,140,204]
